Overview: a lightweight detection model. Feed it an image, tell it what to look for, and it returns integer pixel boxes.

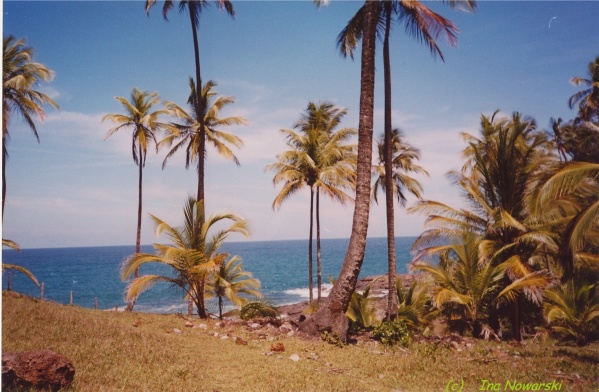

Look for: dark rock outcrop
[2,349,75,391]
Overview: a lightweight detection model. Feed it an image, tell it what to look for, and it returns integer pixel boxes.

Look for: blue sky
[2,1,598,249]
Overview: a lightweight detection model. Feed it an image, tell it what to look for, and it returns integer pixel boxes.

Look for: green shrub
[239,300,279,321]
[321,330,346,348]
[372,319,412,347]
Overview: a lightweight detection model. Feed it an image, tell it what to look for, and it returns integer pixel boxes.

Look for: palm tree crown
[161,79,246,175]
[371,128,427,206]
[3,35,59,218]
[568,56,599,123]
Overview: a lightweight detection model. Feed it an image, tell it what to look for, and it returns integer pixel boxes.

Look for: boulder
[2,350,75,392]
[270,342,285,352]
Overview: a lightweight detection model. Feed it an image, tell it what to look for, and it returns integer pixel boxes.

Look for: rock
[132,319,141,327]
[173,328,182,335]
[235,337,248,346]
[197,324,207,330]
[270,342,285,352]
[220,335,229,340]
[185,321,194,328]
[249,323,261,329]
[2,350,75,392]
[289,354,300,362]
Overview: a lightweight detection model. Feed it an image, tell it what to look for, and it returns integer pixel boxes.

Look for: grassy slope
[2,292,598,392]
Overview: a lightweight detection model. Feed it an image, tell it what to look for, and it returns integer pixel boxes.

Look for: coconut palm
[527,161,599,280]
[550,118,599,163]
[3,35,59,218]
[299,0,378,341]
[103,88,171,311]
[267,102,356,304]
[2,238,39,290]
[568,56,599,123]
[411,112,557,340]
[145,0,235,212]
[208,255,262,319]
[161,78,246,198]
[337,0,469,322]
[413,232,550,338]
[371,129,427,318]
[121,197,249,318]
[543,273,599,346]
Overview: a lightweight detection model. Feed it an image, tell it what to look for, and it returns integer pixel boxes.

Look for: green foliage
[321,330,346,347]
[395,279,433,329]
[372,319,412,347]
[346,280,379,330]
[2,239,39,288]
[207,256,262,319]
[543,274,599,346]
[239,300,279,321]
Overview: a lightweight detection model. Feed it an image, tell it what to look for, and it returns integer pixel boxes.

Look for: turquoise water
[2,237,417,314]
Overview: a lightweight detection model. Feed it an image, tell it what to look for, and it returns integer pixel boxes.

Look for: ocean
[1,237,417,314]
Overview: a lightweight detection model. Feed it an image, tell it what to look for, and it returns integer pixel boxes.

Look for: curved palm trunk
[299,0,378,341]
[383,3,398,321]
[316,188,322,300]
[308,186,315,304]
[218,294,223,320]
[126,145,144,312]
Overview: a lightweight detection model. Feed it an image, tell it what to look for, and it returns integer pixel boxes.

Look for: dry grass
[2,292,598,392]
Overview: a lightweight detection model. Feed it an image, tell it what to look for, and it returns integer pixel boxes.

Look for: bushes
[372,319,412,347]
[239,301,279,321]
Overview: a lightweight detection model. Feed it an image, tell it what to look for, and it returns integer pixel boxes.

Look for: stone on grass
[173,328,182,335]
[235,337,248,346]
[2,350,75,392]
[270,342,285,352]
[289,354,300,362]
[185,321,194,328]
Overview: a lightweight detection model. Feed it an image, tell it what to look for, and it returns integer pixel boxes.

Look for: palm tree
[543,273,599,346]
[2,238,39,290]
[267,101,356,304]
[103,88,171,310]
[411,112,557,340]
[568,56,599,123]
[527,161,599,281]
[208,256,262,319]
[161,78,247,199]
[337,0,469,322]
[413,232,549,338]
[371,129,427,319]
[145,0,235,214]
[121,197,249,318]
[3,35,59,218]
[299,0,379,342]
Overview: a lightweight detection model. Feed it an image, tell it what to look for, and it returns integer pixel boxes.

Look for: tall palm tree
[103,88,170,310]
[267,101,356,304]
[568,56,599,123]
[161,78,247,198]
[337,0,469,322]
[371,129,427,319]
[299,0,379,342]
[208,256,262,319]
[145,0,235,213]
[3,35,59,219]
[122,198,249,318]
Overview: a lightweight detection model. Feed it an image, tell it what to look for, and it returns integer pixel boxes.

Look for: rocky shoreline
[277,273,423,325]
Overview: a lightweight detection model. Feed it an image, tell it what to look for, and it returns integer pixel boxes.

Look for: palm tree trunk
[316,188,322,301]
[219,295,223,320]
[2,141,6,221]
[512,293,522,341]
[308,186,314,304]
[299,0,378,341]
[126,145,144,312]
[190,11,205,215]
[383,3,398,321]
